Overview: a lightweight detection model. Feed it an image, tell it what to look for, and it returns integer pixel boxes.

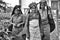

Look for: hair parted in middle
[11,5,22,16]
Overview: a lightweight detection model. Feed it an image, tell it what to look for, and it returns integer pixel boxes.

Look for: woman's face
[30,7,36,12]
[40,3,45,9]
[14,8,20,14]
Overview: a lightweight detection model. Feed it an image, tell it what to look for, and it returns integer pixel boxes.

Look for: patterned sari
[28,11,41,40]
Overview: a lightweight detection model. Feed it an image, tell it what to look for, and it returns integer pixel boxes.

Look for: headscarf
[29,2,37,9]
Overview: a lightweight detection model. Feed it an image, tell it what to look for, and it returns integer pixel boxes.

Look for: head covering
[29,2,37,9]
[11,5,22,16]
[39,1,47,9]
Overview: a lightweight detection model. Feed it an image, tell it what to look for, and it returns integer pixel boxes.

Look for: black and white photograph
[0,0,59,40]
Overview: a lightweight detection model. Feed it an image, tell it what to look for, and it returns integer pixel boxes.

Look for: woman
[10,5,26,40]
[39,1,55,40]
[27,2,41,40]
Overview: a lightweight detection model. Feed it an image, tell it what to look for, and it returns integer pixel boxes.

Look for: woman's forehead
[16,8,20,10]
[15,8,20,11]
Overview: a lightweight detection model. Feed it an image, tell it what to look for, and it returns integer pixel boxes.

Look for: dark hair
[29,2,37,9]
[11,5,22,16]
[39,1,47,9]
